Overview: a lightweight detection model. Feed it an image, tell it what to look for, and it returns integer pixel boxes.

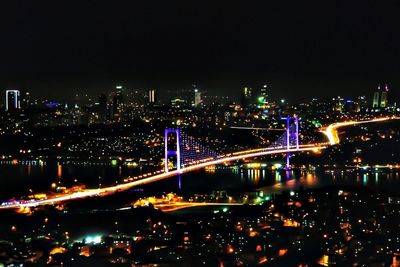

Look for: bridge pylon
[164,128,181,173]
[281,115,300,169]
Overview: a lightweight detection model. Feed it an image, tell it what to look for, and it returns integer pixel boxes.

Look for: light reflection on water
[230,167,400,195]
[0,163,399,201]
[0,163,144,200]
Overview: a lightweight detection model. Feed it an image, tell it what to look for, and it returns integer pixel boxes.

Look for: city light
[85,235,102,244]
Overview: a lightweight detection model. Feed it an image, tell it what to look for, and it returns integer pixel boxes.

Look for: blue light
[46,102,61,108]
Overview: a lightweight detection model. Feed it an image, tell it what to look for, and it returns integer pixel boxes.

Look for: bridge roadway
[1,145,325,209]
[1,116,399,210]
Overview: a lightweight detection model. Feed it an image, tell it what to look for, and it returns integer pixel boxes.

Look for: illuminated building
[332,96,344,112]
[258,84,268,106]
[260,84,268,99]
[372,84,389,108]
[189,84,202,107]
[244,86,252,98]
[171,98,186,108]
[256,84,270,110]
[357,96,367,111]
[148,89,156,104]
[112,85,124,119]
[21,92,34,108]
[241,86,253,108]
[372,88,380,108]
[5,89,20,111]
[380,84,389,108]
[194,89,201,106]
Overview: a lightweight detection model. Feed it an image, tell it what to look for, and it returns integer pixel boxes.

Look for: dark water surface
[1,163,399,203]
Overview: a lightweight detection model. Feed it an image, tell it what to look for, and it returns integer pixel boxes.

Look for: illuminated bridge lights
[179,131,219,168]
[1,145,326,209]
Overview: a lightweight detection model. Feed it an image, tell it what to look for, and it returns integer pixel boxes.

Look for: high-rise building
[357,96,367,111]
[187,84,202,107]
[244,86,252,97]
[5,90,20,111]
[372,85,381,108]
[241,86,253,108]
[257,84,269,108]
[372,84,389,108]
[194,89,202,107]
[372,91,380,108]
[260,84,268,102]
[21,92,34,108]
[380,84,389,108]
[112,85,124,117]
[148,89,156,104]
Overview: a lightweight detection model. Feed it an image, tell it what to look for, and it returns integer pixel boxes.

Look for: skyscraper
[21,92,33,108]
[5,90,20,111]
[357,96,368,112]
[372,88,380,108]
[244,87,252,98]
[148,89,156,104]
[194,89,202,107]
[372,84,389,108]
[260,84,268,101]
[112,85,124,118]
[190,84,202,107]
[380,84,389,108]
[241,86,253,108]
[257,84,269,109]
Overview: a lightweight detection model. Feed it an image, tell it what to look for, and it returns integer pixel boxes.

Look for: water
[1,163,399,203]
[0,163,143,200]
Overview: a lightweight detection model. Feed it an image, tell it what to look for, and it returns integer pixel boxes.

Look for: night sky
[0,1,399,102]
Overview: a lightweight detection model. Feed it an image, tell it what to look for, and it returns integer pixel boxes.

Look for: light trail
[154,202,244,212]
[0,145,325,209]
[321,116,400,145]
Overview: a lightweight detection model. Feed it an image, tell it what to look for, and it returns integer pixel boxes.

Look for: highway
[321,116,400,145]
[1,116,399,210]
[154,202,244,213]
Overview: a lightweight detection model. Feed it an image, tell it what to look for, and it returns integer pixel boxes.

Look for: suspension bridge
[1,116,397,209]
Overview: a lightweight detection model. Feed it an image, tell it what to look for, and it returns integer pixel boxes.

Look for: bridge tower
[164,128,181,173]
[281,116,300,169]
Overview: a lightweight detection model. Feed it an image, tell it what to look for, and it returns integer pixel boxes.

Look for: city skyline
[1,82,395,106]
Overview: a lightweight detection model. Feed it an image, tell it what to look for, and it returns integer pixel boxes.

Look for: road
[321,116,400,145]
[154,202,244,213]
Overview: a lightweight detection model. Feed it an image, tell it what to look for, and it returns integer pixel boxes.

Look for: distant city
[2,83,396,125]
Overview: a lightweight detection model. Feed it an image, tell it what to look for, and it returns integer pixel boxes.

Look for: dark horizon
[1,1,400,102]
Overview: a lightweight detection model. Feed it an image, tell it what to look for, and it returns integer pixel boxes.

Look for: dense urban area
[0,84,399,266]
